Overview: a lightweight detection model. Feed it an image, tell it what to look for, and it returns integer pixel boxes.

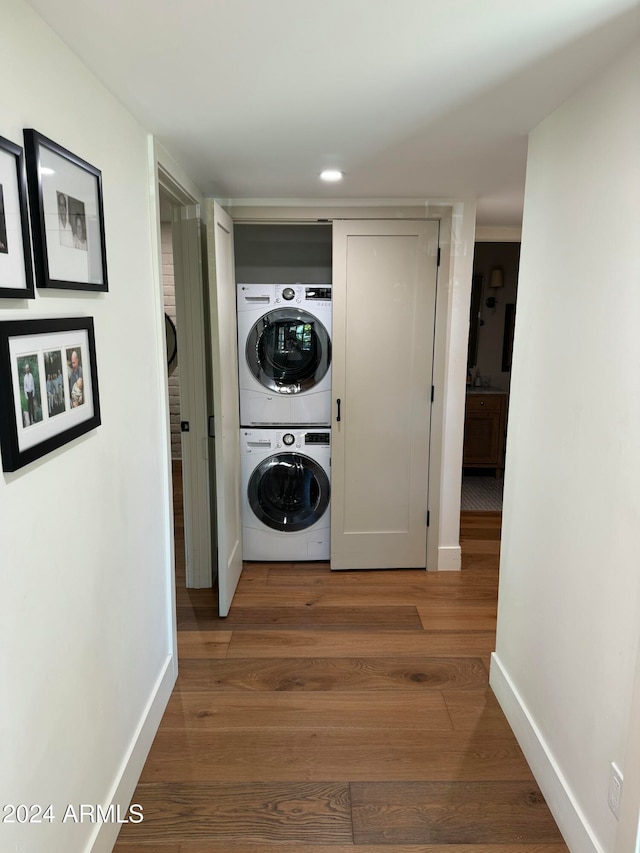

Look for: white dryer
[237,283,332,426]
[241,427,331,561]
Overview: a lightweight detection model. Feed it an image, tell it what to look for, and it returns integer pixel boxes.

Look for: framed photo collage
[0,129,107,471]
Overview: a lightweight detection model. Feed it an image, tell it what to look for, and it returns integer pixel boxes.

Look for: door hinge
[208,415,215,438]
[427,510,430,527]
[437,247,441,266]
[431,385,435,403]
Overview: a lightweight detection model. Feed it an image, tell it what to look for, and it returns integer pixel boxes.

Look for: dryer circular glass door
[248,452,330,532]
[245,308,331,394]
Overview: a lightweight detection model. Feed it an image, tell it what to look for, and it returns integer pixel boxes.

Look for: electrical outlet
[608,762,623,818]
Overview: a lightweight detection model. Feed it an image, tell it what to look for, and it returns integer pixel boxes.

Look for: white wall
[0,2,177,851]
[431,199,476,571]
[491,41,640,853]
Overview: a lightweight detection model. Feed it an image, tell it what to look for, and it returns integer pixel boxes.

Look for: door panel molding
[172,207,213,588]
[331,219,439,570]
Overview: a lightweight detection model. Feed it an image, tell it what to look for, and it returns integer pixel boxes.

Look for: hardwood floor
[114,467,567,852]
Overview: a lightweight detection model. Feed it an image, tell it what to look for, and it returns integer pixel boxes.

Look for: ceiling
[25,0,640,226]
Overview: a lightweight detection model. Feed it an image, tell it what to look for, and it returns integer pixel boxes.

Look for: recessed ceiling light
[40,167,55,175]
[319,169,344,182]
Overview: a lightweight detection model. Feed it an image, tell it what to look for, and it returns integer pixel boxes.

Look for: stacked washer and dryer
[237,283,332,561]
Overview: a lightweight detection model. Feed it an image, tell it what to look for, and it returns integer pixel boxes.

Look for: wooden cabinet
[463,390,508,476]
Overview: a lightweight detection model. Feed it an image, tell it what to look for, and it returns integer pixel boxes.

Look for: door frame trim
[150,139,212,614]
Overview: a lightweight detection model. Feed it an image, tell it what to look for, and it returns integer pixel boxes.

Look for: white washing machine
[241,427,331,561]
[237,283,332,426]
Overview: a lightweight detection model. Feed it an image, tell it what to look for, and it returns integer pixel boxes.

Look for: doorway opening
[159,188,186,585]
[157,168,216,598]
[462,240,520,512]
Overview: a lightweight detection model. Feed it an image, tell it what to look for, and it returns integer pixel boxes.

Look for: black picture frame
[0,135,34,300]
[23,129,108,292]
[502,302,516,372]
[467,273,483,369]
[0,316,101,472]
[165,312,177,372]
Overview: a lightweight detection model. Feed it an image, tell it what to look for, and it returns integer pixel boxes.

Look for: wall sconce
[485,267,504,308]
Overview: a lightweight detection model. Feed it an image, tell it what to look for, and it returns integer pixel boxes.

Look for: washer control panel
[243,429,331,452]
[275,429,331,449]
[305,432,330,445]
[238,283,332,310]
[274,284,332,307]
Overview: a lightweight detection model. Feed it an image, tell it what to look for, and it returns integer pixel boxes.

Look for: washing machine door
[245,308,331,394]
[248,452,330,532]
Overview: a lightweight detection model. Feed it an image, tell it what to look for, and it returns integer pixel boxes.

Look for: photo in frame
[23,130,108,291]
[0,135,34,299]
[502,302,516,372]
[0,317,101,471]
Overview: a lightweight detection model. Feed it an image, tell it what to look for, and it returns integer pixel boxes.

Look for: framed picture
[466,273,483,369]
[0,135,34,300]
[502,302,516,372]
[23,129,108,292]
[0,317,101,472]
[165,312,178,373]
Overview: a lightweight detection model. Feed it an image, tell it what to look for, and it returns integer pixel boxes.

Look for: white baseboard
[490,652,604,853]
[87,654,177,853]
[435,544,461,571]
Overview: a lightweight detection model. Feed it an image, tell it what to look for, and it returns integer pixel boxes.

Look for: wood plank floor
[114,467,567,852]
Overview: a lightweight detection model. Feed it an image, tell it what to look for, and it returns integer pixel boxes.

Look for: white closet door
[206,201,243,615]
[171,206,213,588]
[331,219,439,570]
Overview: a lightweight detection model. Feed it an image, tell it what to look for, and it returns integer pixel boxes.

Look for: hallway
[114,489,567,851]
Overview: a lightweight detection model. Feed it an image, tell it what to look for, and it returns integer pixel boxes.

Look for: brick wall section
[162,221,182,460]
